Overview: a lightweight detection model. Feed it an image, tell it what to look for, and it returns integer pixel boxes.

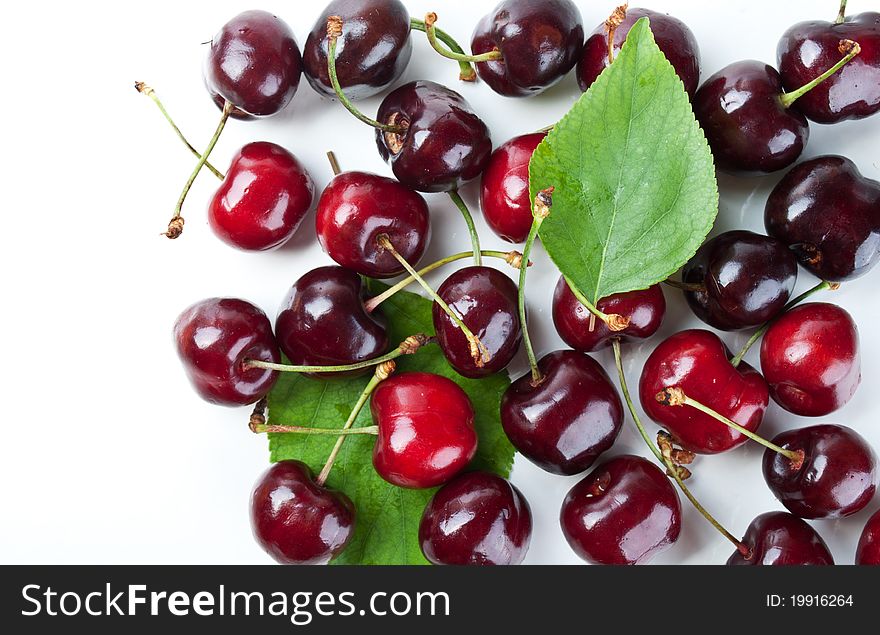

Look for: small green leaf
[266,280,514,565]
[530,18,718,304]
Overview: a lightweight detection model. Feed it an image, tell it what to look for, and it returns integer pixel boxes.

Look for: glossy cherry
[552,278,665,352]
[470,0,584,97]
[681,230,797,330]
[727,511,834,565]
[501,350,623,475]
[560,455,682,565]
[370,372,477,489]
[577,7,700,97]
[856,509,880,565]
[204,10,302,117]
[760,302,860,417]
[251,460,355,565]
[174,298,279,406]
[316,171,430,278]
[433,267,521,378]
[375,80,492,193]
[419,471,532,565]
[778,12,880,123]
[275,267,388,378]
[639,329,769,454]
[765,156,880,282]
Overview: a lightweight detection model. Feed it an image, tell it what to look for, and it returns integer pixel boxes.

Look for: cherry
[204,10,302,117]
[765,156,880,282]
[639,330,769,454]
[433,266,521,378]
[680,230,797,331]
[856,509,880,565]
[560,455,682,565]
[275,266,388,378]
[470,0,584,97]
[419,471,532,565]
[727,511,834,565]
[479,133,546,243]
[778,11,880,123]
[251,460,355,565]
[552,278,665,352]
[577,7,700,97]
[316,170,430,278]
[501,350,623,475]
[760,302,860,417]
[174,298,279,406]
[370,372,477,488]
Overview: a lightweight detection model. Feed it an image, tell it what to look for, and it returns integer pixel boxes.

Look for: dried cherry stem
[252,423,379,436]
[520,188,555,386]
[422,13,503,65]
[364,250,527,313]
[165,100,233,239]
[447,190,482,265]
[779,39,861,108]
[134,82,224,180]
[605,4,629,65]
[410,17,476,81]
[663,278,705,293]
[563,277,630,332]
[730,279,838,367]
[655,386,805,467]
[836,0,848,24]
[377,234,491,367]
[611,339,752,557]
[326,16,407,134]
[326,150,342,176]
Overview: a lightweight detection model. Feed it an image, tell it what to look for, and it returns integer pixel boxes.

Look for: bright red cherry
[251,461,355,565]
[760,303,860,417]
[370,372,477,489]
[727,511,834,565]
[560,455,682,565]
[174,298,279,406]
[856,509,880,565]
[639,330,769,454]
[419,471,532,565]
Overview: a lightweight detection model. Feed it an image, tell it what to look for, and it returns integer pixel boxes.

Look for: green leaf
[530,18,718,305]
[266,280,515,565]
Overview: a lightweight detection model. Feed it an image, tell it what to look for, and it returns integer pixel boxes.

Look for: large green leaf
[530,18,718,304]
[267,280,514,565]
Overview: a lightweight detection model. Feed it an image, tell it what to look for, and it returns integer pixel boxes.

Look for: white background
[1,0,878,565]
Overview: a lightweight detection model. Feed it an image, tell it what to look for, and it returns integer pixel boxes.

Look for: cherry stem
[409,17,476,81]
[134,82,224,180]
[327,150,342,176]
[377,234,491,367]
[836,0,848,24]
[563,277,631,332]
[605,4,629,65]
[326,16,407,134]
[520,188,555,385]
[447,190,482,265]
[422,12,503,65]
[779,39,861,108]
[364,250,527,313]
[252,423,379,436]
[663,278,705,293]
[611,340,752,557]
[730,280,838,367]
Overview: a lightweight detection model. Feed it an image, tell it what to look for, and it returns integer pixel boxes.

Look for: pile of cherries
[149,0,880,566]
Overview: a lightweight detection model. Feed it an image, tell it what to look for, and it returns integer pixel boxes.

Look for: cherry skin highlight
[727,511,834,565]
[419,471,532,565]
[174,298,279,406]
[856,509,880,565]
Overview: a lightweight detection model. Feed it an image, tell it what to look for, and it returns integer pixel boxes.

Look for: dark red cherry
[208,142,314,251]
[681,230,797,331]
[778,12,880,123]
[433,267,522,378]
[577,7,700,97]
[765,156,880,282]
[419,471,532,565]
[251,460,355,565]
[303,0,412,100]
[560,455,682,565]
[639,330,769,454]
[376,80,493,193]
[275,266,388,378]
[552,278,665,352]
[763,424,877,520]
[470,0,584,97]
[479,133,546,243]
[760,302,860,417]
[174,298,279,406]
[315,171,430,278]
[370,372,477,489]
[856,509,880,565]
[727,511,833,565]
[204,10,302,117]
[501,350,623,475]
[693,61,808,174]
